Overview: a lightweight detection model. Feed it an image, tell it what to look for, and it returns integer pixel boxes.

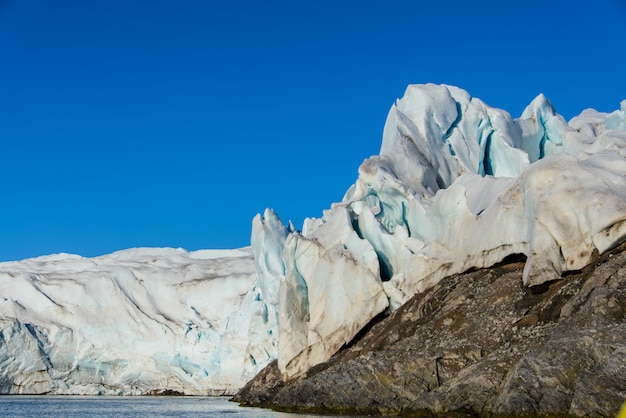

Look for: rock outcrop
[235,242,626,417]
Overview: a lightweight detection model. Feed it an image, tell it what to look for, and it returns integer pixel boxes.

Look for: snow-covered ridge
[252,84,626,380]
[0,247,269,395]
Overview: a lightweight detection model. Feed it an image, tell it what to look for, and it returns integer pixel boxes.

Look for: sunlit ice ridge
[1,84,625,395]
[253,84,626,380]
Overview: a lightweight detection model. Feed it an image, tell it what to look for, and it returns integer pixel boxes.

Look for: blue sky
[1,0,625,261]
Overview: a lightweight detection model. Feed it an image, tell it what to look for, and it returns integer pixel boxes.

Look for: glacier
[1,83,625,394]
[0,247,266,395]
[254,84,626,380]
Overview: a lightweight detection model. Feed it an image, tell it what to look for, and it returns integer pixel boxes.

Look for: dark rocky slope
[234,244,626,417]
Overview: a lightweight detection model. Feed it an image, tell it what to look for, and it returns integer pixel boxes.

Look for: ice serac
[277,208,388,379]
[0,247,271,395]
[243,209,291,377]
[256,84,626,380]
[339,84,626,292]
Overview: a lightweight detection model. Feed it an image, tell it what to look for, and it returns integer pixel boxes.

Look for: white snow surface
[0,247,265,395]
[2,84,626,393]
[256,84,626,380]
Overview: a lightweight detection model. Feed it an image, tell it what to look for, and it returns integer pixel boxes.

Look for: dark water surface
[0,396,361,417]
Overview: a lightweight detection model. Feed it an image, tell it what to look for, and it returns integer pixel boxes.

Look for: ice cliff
[1,84,625,395]
[252,84,626,380]
[0,247,265,394]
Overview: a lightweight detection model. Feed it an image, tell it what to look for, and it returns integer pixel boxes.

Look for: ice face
[605,100,626,130]
[0,247,266,395]
[242,209,292,377]
[277,208,388,378]
[256,84,626,380]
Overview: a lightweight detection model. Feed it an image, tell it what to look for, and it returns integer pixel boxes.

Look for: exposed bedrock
[235,243,626,417]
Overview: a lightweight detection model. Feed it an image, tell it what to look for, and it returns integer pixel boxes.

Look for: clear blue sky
[1,0,625,261]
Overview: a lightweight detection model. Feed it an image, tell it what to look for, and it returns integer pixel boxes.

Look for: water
[0,396,363,417]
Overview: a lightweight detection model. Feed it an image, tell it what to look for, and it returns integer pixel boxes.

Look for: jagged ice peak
[252,83,626,379]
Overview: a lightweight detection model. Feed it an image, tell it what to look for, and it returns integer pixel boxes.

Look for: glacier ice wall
[256,84,626,380]
[0,247,269,395]
[243,209,291,377]
[2,84,625,394]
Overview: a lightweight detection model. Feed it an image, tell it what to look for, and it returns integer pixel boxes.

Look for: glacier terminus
[1,84,626,394]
